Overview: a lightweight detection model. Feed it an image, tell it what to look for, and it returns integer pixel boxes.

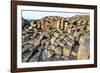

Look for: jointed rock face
[22,15,90,62]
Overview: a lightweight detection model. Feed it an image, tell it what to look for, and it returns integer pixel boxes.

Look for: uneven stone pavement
[22,15,90,62]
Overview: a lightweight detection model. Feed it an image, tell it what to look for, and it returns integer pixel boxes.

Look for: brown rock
[77,45,90,59]
[63,45,71,57]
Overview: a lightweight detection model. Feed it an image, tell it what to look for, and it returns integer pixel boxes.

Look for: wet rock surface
[22,15,90,62]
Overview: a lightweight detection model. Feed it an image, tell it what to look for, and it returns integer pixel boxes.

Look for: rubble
[22,15,90,62]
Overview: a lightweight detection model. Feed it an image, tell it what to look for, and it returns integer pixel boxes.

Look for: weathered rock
[73,31,80,37]
[67,39,74,48]
[33,39,41,47]
[56,38,62,43]
[51,37,56,45]
[47,45,55,51]
[58,40,67,47]
[45,49,55,58]
[22,30,26,35]
[29,52,41,62]
[22,48,37,62]
[53,55,61,61]
[68,34,75,40]
[61,56,69,60]
[54,46,63,55]
[38,50,47,61]
[71,44,79,53]
[71,51,77,56]
[22,34,30,42]
[77,45,90,59]
[41,39,50,49]
[22,51,32,62]
[54,41,59,47]
[64,36,70,42]
[79,35,89,46]
[54,32,59,37]
[22,43,34,54]
[22,15,90,62]
[63,45,71,57]
[48,50,55,58]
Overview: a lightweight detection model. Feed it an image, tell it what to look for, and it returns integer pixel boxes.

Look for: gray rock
[61,56,69,60]
[47,45,55,50]
[67,39,74,48]
[22,34,30,42]
[45,49,55,58]
[51,37,56,45]
[41,39,50,49]
[29,52,41,62]
[77,44,90,59]
[54,32,59,37]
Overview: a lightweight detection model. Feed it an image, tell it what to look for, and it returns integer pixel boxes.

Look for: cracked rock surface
[22,15,90,62]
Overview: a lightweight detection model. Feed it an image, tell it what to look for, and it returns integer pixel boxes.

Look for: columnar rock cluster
[22,15,90,62]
